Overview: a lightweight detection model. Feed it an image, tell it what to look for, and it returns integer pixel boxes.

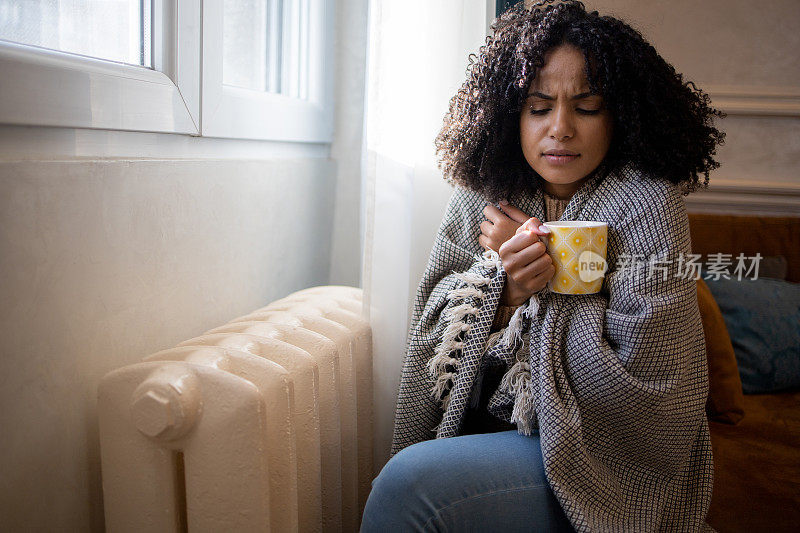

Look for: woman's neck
[541,173,594,201]
[542,182,576,201]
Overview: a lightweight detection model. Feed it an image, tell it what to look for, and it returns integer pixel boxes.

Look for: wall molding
[686,178,800,216]
[706,85,800,117]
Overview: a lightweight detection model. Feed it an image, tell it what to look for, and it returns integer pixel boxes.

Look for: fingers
[505,254,555,295]
[500,230,546,256]
[503,241,550,274]
[515,217,549,235]
[514,253,555,281]
[483,202,535,227]
[482,204,505,224]
[497,201,532,224]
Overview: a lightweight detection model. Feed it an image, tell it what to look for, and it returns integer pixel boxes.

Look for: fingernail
[538,225,551,234]
[499,199,508,205]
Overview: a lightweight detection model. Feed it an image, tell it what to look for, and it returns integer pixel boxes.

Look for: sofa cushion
[703,276,800,394]
[697,278,745,424]
[707,391,800,532]
[759,255,789,280]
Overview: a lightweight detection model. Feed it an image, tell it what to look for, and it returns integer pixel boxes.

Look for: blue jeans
[360,430,575,532]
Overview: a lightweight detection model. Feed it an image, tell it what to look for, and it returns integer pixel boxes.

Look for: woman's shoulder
[444,184,490,224]
[600,165,684,218]
[432,185,489,257]
[448,184,488,207]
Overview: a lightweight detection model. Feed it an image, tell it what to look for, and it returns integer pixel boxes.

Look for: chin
[536,172,584,185]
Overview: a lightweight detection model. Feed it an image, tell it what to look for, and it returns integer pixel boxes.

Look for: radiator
[98,286,372,533]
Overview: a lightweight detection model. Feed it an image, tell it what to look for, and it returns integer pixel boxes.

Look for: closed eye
[529,107,602,116]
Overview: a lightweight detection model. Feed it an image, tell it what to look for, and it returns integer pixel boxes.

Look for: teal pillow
[702,275,800,394]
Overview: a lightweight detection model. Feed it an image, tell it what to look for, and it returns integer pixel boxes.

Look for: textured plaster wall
[583,0,800,187]
[0,158,335,530]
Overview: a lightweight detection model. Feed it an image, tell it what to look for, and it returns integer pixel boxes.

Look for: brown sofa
[688,214,800,533]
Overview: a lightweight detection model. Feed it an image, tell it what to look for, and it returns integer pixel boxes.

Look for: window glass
[0,0,152,67]
[223,0,309,99]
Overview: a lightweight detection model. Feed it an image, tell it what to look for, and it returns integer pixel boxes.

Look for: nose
[549,105,574,142]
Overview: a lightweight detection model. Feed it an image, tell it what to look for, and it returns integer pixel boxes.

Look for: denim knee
[361,445,440,531]
[369,445,430,507]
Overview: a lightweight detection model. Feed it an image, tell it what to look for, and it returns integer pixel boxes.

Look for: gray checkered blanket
[390,167,715,531]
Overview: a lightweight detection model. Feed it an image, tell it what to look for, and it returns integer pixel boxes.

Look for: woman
[361,1,724,531]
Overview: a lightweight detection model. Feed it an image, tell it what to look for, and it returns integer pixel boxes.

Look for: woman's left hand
[479,201,531,252]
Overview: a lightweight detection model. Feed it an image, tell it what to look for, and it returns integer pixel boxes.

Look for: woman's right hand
[498,218,555,306]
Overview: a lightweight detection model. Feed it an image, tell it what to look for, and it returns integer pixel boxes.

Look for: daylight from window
[0,0,151,67]
[223,0,310,100]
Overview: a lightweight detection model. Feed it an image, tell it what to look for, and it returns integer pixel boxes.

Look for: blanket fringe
[444,302,480,322]
[447,286,484,300]
[499,359,537,435]
[431,371,455,401]
[428,250,501,408]
[478,249,503,272]
[428,291,479,404]
[500,302,528,348]
[523,292,541,319]
[453,271,491,287]
[499,287,547,349]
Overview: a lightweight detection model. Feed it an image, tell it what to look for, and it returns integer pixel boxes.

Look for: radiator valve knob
[130,365,201,440]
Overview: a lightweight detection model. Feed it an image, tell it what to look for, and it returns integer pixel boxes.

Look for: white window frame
[0,0,200,135]
[0,0,334,143]
[201,0,333,142]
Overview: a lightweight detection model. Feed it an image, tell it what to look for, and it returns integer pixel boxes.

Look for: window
[496,0,522,17]
[0,0,152,67]
[203,0,332,141]
[0,0,333,142]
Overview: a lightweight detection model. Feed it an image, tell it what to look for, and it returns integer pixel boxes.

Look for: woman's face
[519,44,613,200]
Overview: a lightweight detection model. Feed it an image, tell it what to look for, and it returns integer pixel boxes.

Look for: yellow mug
[542,221,608,294]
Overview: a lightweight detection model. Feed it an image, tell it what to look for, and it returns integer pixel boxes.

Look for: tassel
[427,353,458,376]
[433,339,464,358]
[478,249,502,272]
[429,254,500,410]
[500,303,528,348]
[443,320,471,339]
[511,376,537,435]
[523,293,539,320]
[428,275,479,405]
[442,393,452,412]
[485,330,504,352]
[431,372,455,401]
[444,302,480,322]
[448,286,485,300]
[499,360,530,392]
[523,286,549,320]
[499,359,537,435]
[453,271,492,287]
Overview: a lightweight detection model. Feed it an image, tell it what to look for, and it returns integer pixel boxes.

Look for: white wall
[0,158,335,530]
[0,0,369,529]
[582,0,800,214]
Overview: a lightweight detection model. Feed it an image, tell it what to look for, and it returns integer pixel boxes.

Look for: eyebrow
[527,91,597,100]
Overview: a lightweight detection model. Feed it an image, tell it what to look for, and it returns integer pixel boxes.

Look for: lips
[543,150,578,156]
[543,150,580,165]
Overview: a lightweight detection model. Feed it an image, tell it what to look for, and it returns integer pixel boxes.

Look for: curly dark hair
[435,0,725,202]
